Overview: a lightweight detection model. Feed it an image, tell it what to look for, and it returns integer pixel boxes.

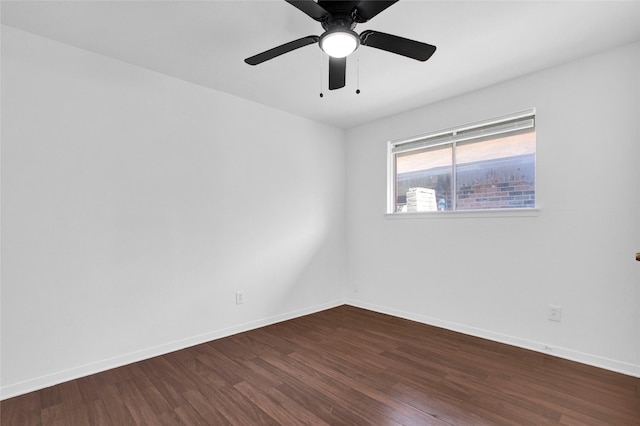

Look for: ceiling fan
[244,0,437,91]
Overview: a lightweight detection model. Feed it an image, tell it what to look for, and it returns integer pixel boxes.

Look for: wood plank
[234,381,329,425]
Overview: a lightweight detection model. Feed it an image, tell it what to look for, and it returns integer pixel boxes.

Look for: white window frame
[387,109,537,216]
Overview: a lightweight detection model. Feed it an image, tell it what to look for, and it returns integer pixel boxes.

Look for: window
[388,110,536,213]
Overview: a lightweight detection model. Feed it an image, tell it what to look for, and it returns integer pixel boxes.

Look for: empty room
[1,1,639,424]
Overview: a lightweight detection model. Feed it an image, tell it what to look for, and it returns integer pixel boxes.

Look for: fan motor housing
[320,15,357,32]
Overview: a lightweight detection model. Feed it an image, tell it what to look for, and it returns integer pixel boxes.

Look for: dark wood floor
[2,305,639,425]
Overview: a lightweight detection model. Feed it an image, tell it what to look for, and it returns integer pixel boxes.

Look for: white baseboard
[0,299,344,401]
[345,299,640,378]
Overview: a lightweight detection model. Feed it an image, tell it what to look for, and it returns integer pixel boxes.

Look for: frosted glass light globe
[320,30,359,58]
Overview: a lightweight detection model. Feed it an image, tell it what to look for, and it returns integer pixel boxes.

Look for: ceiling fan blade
[245,36,319,65]
[360,30,436,62]
[285,0,329,21]
[354,0,399,23]
[328,57,346,90]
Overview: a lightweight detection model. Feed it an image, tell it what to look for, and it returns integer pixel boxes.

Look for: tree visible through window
[389,110,536,213]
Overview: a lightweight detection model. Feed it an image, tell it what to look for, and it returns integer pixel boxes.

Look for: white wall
[1,26,346,398]
[346,41,640,376]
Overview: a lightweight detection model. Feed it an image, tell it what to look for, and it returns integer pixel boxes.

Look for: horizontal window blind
[392,109,535,155]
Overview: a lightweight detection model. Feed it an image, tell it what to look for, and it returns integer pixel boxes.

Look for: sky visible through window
[396,131,535,174]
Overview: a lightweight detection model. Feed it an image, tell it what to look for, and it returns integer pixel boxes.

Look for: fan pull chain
[319,51,324,98]
[356,57,361,94]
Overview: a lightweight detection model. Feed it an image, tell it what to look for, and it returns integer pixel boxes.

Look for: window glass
[395,145,452,212]
[389,110,535,213]
[456,129,535,210]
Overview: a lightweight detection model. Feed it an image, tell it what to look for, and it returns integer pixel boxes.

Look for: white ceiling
[2,0,640,128]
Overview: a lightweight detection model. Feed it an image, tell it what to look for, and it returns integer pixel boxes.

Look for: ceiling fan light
[320,29,359,58]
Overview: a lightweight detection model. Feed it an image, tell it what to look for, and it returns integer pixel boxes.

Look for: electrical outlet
[548,305,562,322]
[236,291,244,305]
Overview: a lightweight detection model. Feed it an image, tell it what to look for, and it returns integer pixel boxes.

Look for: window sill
[385,208,540,219]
